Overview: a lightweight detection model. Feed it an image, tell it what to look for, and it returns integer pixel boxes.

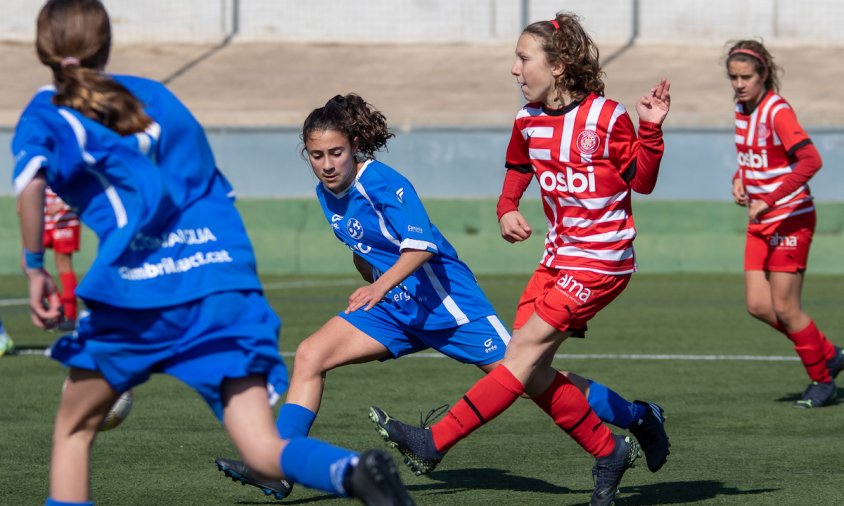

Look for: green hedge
[1,197,842,275]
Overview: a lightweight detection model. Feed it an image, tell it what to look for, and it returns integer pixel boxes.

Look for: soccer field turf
[1,273,842,505]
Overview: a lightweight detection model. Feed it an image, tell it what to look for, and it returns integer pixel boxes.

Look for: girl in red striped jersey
[43,186,81,331]
[370,12,671,505]
[727,40,842,408]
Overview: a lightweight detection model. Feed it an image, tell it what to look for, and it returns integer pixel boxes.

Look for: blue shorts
[339,304,510,365]
[49,290,288,420]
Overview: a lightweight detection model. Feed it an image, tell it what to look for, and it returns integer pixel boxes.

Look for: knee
[292,339,330,376]
[745,299,770,320]
[771,300,799,325]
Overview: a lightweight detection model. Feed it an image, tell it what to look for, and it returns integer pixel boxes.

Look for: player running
[14,2,413,505]
[370,12,671,505]
[726,40,843,408]
[215,93,668,502]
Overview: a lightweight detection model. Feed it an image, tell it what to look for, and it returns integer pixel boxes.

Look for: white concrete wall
[2,0,843,45]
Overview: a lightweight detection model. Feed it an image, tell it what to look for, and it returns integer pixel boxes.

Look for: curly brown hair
[522,12,605,103]
[725,39,781,94]
[36,0,151,135]
[301,94,395,161]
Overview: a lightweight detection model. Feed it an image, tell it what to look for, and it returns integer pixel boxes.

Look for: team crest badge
[576,130,600,155]
[757,122,769,139]
[346,218,364,239]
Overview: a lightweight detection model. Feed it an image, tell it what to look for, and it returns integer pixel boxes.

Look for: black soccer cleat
[793,380,837,409]
[344,449,416,506]
[215,457,293,500]
[591,435,641,506]
[628,400,670,472]
[57,318,77,332]
[369,406,445,475]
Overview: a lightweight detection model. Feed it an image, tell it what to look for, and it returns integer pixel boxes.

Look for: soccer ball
[60,380,134,431]
[100,390,133,431]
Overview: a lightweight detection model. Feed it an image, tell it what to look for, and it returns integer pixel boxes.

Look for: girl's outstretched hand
[637,79,671,125]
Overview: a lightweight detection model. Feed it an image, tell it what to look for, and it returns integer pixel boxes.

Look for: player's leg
[217,312,396,499]
[507,315,618,457]
[52,225,80,329]
[222,375,413,504]
[282,316,391,435]
[744,270,778,327]
[511,315,641,505]
[372,269,638,475]
[769,270,840,407]
[562,372,668,472]
[54,251,77,326]
[372,313,609,467]
[48,368,119,504]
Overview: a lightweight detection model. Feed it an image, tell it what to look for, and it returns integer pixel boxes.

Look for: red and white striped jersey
[44,186,79,231]
[505,93,655,275]
[735,91,814,224]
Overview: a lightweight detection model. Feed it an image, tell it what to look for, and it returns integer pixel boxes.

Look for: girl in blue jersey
[217,93,668,500]
[13,2,413,505]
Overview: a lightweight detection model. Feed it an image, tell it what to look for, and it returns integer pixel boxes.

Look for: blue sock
[45,499,95,506]
[277,403,317,438]
[587,380,646,429]
[279,437,357,496]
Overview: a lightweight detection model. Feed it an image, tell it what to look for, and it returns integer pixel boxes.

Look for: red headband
[730,48,767,71]
[550,19,560,30]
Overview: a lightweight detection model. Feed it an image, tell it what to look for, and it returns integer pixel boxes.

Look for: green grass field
[1,273,843,505]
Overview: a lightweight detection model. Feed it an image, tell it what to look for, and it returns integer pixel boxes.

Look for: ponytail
[37,0,151,135]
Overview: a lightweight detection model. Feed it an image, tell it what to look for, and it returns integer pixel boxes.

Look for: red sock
[787,321,832,382]
[770,321,786,334]
[532,372,615,458]
[431,365,524,452]
[59,271,78,319]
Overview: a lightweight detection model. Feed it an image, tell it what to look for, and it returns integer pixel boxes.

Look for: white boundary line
[13,349,799,362]
[262,278,360,290]
[2,281,801,363]
[0,279,362,308]
[0,298,28,307]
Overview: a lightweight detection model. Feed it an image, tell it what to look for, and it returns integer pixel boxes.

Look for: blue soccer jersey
[11,77,262,308]
[316,159,496,330]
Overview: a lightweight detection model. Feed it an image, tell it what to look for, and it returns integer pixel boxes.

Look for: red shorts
[43,225,81,254]
[745,211,815,273]
[513,265,631,336]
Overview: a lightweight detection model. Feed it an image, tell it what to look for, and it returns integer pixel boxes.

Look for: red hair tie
[60,56,80,68]
[550,19,560,30]
[729,48,767,72]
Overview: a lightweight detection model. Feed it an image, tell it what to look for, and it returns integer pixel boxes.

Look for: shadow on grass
[775,386,844,407]
[242,467,570,504]
[247,476,779,505]
[619,480,778,504]
[411,467,572,496]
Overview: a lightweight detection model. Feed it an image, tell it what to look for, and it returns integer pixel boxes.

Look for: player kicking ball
[216,87,668,504]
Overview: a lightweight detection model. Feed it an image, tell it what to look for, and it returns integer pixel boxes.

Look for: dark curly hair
[301,94,394,161]
[522,12,605,103]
